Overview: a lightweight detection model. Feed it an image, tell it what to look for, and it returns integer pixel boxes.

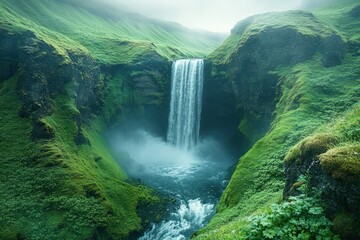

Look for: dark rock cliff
[202,11,344,156]
[0,27,172,140]
[0,29,100,120]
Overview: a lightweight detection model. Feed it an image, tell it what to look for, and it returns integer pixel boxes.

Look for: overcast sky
[106,0,329,32]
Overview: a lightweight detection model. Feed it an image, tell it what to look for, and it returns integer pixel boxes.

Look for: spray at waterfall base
[111,59,234,239]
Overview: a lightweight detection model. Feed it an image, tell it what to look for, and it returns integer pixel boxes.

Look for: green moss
[0,0,225,64]
[319,144,360,182]
[196,1,360,236]
[313,0,360,42]
[39,91,161,237]
[284,133,339,165]
[37,143,65,167]
[0,72,161,238]
[31,118,56,140]
[208,10,337,65]
[331,105,360,142]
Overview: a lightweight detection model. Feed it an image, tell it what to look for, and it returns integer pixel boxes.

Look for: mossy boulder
[284,133,339,165]
[284,133,339,196]
[319,145,360,182]
[285,138,360,239]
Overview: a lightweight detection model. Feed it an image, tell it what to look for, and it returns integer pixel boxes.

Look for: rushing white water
[112,130,232,240]
[111,59,233,240]
[167,59,204,150]
[139,199,214,240]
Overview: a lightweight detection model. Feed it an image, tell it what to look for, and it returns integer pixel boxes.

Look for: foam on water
[139,199,214,240]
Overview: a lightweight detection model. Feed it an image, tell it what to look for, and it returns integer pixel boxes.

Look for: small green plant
[244,194,338,240]
[244,175,338,240]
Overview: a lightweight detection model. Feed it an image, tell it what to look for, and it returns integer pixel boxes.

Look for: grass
[0,74,161,239]
[39,85,161,238]
[312,0,360,42]
[195,4,360,235]
[1,0,186,237]
[318,105,360,183]
[207,10,337,65]
[1,0,359,238]
[0,0,226,64]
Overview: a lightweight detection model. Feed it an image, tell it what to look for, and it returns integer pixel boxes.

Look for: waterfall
[167,59,204,150]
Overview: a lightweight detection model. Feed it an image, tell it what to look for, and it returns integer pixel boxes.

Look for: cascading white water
[167,59,204,150]
[128,59,232,239]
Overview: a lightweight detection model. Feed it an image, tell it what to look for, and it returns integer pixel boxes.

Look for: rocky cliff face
[98,53,172,137]
[202,11,344,155]
[195,4,360,239]
[0,25,173,238]
[0,29,100,120]
[0,28,104,147]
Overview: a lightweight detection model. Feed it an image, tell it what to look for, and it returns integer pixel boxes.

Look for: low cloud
[74,0,333,32]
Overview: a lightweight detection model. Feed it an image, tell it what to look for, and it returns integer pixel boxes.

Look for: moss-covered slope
[0,32,162,238]
[0,0,225,64]
[0,0,225,239]
[197,0,360,238]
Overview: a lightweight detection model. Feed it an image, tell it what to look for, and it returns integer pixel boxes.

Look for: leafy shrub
[244,194,339,240]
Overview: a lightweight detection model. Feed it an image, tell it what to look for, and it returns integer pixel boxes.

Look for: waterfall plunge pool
[111,59,235,239]
[113,130,233,240]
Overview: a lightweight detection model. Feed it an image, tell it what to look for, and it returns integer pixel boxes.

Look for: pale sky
[96,0,330,32]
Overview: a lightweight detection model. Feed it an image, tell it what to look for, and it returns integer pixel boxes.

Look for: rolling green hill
[0,0,225,239]
[196,0,360,239]
[0,0,225,64]
[1,0,360,239]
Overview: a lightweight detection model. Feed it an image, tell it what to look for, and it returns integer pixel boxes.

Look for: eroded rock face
[0,28,102,150]
[202,12,345,155]
[99,54,172,137]
[0,29,100,120]
[203,27,321,152]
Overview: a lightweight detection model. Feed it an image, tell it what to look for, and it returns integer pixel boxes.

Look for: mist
[110,129,234,179]
[108,128,234,238]
[75,0,335,32]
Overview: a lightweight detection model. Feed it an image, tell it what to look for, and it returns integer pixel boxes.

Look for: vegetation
[0,73,163,239]
[195,0,360,238]
[208,10,336,65]
[318,105,360,183]
[0,0,225,238]
[0,0,225,64]
[1,0,360,239]
[244,194,337,240]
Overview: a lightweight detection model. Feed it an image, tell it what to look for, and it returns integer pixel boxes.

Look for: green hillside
[0,0,225,64]
[1,0,360,239]
[196,0,360,239]
[0,0,226,239]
